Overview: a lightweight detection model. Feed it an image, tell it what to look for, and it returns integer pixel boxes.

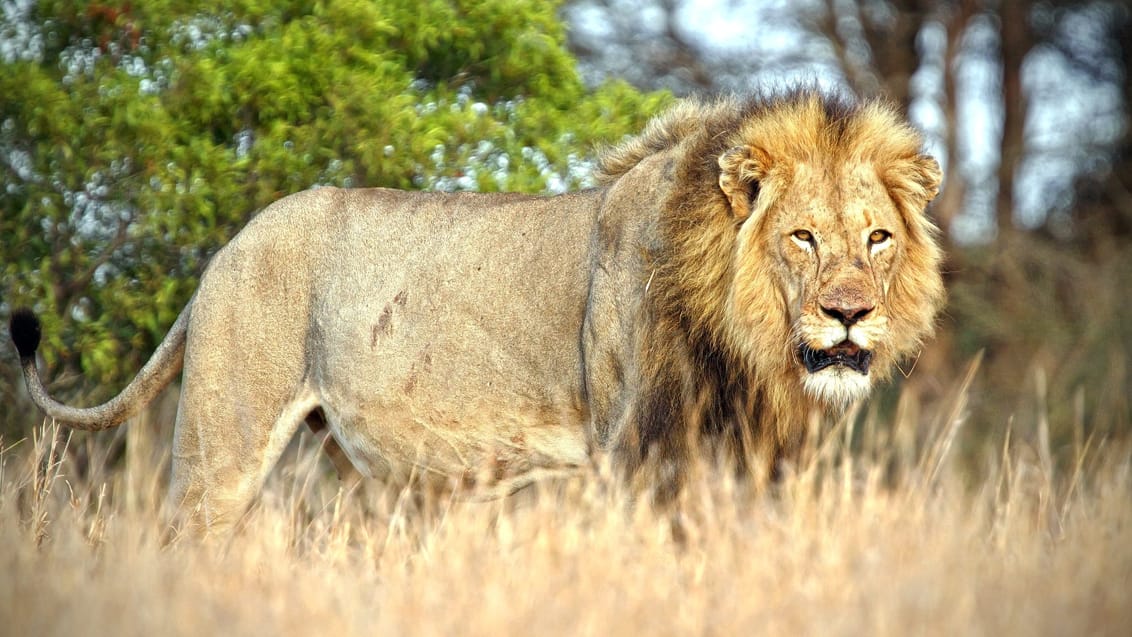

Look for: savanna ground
[2,348,1130,636]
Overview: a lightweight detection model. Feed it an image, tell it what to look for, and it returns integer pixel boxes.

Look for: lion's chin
[801,366,873,407]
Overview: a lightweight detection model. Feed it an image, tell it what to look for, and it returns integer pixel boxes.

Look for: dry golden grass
[2,361,1131,637]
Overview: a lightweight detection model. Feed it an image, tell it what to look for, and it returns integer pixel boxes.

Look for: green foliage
[1,0,669,408]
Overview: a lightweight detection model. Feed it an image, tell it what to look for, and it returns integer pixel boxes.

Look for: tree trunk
[861,0,927,111]
[933,0,977,238]
[995,0,1032,236]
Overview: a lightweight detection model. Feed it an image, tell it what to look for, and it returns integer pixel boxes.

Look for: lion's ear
[718,145,770,220]
[886,154,942,213]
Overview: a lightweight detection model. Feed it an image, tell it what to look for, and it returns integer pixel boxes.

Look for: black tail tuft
[9,308,42,360]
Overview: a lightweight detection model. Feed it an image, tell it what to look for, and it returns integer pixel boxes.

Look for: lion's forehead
[777,162,900,238]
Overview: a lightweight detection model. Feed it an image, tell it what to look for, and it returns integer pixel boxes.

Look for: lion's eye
[792,229,814,243]
[869,229,891,245]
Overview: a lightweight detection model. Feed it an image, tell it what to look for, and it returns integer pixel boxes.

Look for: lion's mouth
[799,341,873,375]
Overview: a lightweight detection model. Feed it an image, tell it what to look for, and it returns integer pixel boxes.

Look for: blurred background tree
[0,0,666,436]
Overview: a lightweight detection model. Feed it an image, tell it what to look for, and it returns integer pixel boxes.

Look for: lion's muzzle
[799,341,873,375]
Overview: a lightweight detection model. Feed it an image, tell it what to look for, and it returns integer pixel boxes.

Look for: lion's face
[718,116,944,409]
[766,162,908,405]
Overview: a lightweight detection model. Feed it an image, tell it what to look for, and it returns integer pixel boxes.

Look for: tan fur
[12,89,944,536]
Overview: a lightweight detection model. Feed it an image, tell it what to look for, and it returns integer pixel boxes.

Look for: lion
[10,89,944,536]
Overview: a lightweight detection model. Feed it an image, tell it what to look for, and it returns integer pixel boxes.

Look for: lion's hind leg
[165,378,321,541]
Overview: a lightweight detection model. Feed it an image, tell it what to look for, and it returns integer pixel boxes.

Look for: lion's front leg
[604,330,701,508]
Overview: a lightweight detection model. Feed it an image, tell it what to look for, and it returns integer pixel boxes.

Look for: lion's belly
[311,294,592,485]
[322,394,589,486]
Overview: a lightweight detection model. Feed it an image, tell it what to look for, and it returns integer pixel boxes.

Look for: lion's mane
[598,90,945,486]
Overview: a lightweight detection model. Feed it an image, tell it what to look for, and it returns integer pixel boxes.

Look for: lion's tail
[9,301,192,431]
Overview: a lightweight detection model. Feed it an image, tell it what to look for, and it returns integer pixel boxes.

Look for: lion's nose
[821,303,873,326]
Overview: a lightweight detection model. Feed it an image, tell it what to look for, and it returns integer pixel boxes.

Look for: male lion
[10,89,944,535]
